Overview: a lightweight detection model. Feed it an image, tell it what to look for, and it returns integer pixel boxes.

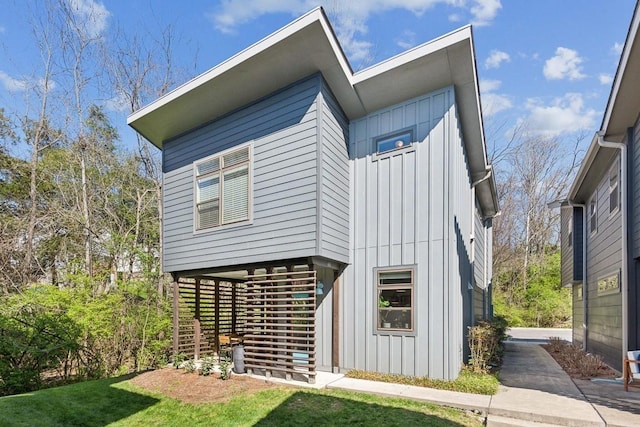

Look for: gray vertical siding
[315,266,334,371]
[342,86,473,380]
[573,284,585,346]
[318,84,350,263]
[161,75,350,272]
[585,152,623,370]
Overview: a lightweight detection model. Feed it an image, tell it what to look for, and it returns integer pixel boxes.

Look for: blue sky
[0,0,637,158]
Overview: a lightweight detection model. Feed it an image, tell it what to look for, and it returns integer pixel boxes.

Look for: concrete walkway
[250,340,640,426]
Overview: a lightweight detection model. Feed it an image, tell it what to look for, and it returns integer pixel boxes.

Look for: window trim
[609,159,620,216]
[588,194,597,235]
[374,265,416,335]
[193,143,253,233]
[567,213,573,248]
[373,127,416,161]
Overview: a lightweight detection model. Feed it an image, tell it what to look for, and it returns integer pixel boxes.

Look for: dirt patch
[130,368,287,404]
[542,343,618,380]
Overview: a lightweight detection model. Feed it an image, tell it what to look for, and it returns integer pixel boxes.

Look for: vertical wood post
[232,283,237,334]
[332,271,340,373]
[194,278,201,360]
[214,279,220,355]
[246,269,254,376]
[172,276,179,357]
[285,265,294,381]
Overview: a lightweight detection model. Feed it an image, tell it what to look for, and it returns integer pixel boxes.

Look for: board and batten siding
[585,152,623,370]
[342,86,474,380]
[162,74,349,272]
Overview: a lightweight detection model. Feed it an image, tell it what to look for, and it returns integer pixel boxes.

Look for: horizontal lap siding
[343,86,468,380]
[319,85,350,263]
[633,119,640,257]
[573,284,584,346]
[473,203,485,290]
[560,206,574,286]
[586,153,622,370]
[162,76,322,272]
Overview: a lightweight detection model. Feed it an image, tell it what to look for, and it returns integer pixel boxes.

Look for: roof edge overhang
[127,7,498,215]
[569,3,640,202]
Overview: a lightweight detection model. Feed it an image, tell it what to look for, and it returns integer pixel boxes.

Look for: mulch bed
[541,344,618,380]
[129,368,286,404]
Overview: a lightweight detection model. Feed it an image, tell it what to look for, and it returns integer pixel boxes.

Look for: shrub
[467,316,508,374]
[219,356,231,380]
[172,353,186,369]
[183,359,196,373]
[200,357,215,376]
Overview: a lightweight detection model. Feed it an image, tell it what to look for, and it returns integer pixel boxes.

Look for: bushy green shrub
[0,280,171,395]
[467,316,508,374]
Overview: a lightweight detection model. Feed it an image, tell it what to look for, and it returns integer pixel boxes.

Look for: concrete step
[487,414,565,427]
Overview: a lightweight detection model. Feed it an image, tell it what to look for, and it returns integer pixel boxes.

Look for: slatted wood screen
[175,277,246,359]
[244,269,317,383]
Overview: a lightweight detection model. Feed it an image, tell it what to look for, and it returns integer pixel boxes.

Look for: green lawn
[0,375,483,426]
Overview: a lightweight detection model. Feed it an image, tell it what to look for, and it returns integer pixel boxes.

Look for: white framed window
[194,145,251,230]
[376,267,414,332]
[609,159,619,215]
[589,195,597,235]
[373,127,415,157]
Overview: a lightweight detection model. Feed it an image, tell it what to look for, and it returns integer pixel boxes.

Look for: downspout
[597,131,628,367]
[568,201,588,351]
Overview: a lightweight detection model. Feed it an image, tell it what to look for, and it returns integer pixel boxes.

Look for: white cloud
[0,71,28,92]
[0,71,55,93]
[521,93,596,136]
[470,0,501,27]
[479,79,511,116]
[543,47,585,81]
[396,30,416,50]
[484,49,510,69]
[483,93,512,117]
[598,73,613,85]
[612,42,623,55]
[448,13,461,22]
[208,0,502,64]
[67,0,110,38]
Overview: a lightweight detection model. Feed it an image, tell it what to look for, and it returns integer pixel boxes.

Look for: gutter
[596,131,628,367]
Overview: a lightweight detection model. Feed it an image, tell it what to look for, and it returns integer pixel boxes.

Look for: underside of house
[128,8,498,383]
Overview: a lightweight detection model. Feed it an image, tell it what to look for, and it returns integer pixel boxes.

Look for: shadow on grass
[0,373,159,427]
[253,391,474,427]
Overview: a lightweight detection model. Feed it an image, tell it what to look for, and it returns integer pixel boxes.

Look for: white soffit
[602,1,640,140]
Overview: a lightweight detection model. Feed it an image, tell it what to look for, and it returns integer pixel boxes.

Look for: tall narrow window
[195,146,250,230]
[377,269,414,332]
[609,160,619,215]
[567,214,573,248]
[589,196,597,234]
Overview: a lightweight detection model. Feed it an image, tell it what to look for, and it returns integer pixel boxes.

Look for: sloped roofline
[127,7,498,216]
[569,1,640,201]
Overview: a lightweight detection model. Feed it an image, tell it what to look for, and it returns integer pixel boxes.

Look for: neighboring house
[128,7,498,382]
[560,2,639,372]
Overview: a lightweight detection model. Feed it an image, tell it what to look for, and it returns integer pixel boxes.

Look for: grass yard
[0,373,484,426]
[346,369,500,395]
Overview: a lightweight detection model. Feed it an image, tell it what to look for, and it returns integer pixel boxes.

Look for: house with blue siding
[560,2,640,373]
[128,7,498,382]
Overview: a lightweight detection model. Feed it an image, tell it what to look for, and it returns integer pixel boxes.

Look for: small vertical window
[377,269,414,332]
[567,214,573,248]
[609,160,619,215]
[589,196,597,234]
[195,145,250,230]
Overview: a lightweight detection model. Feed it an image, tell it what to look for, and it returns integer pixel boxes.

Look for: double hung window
[195,146,250,230]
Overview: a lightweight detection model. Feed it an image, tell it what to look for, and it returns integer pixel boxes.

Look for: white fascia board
[127,7,348,126]
[601,1,639,135]
[568,133,600,201]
